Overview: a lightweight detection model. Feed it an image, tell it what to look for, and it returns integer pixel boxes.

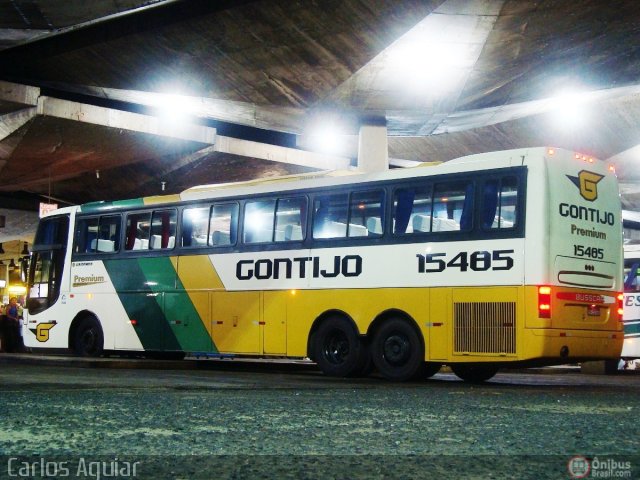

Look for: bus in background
[23,147,623,382]
[621,210,640,369]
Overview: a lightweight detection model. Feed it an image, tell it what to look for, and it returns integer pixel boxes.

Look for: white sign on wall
[39,203,58,218]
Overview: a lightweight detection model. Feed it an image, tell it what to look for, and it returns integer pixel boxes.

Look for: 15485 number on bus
[416,249,515,273]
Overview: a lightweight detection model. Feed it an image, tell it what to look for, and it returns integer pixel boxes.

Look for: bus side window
[313,193,348,239]
[150,209,177,249]
[125,212,151,250]
[350,190,384,237]
[393,186,432,234]
[275,197,306,242]
[244,200,276,244]
[482,176,518,230]
[97,215,120,252]
[182,206,210,248]
[209,203,238,246]
[74,217,99,253]
[433,181,473,232]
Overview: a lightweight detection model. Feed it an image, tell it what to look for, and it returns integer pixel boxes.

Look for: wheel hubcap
[323,330,349,365]
[383,333,410,366]
[81,329,97,352]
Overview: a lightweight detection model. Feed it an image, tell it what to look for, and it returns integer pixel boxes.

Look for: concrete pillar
[356,118,388,173]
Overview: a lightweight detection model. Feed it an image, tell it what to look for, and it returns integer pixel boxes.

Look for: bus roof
[67,146,600,213]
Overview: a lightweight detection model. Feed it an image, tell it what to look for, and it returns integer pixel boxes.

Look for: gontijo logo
[566,170,605,202]
[34,322,56,342]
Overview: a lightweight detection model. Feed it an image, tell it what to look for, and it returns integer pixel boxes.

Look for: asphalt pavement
[1,353,639,480]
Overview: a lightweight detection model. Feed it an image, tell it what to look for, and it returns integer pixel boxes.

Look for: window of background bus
[624,260,640,293]
[313,190,384,239]
[482,176,518,230]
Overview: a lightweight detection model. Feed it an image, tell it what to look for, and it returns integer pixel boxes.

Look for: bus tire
[371,317,424,381]
[313,316,368,377]
[72,317,104,357]
[424,362,442,379]
[451,364,498,383]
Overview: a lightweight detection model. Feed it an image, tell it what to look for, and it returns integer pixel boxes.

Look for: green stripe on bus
[624,322,640,336]
[103,258,182,352]
[138,257,216,353]
[80,198,144,213]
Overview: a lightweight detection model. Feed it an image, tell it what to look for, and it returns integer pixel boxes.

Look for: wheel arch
[306,309,360,360]
[367,309,426,354]
[68,310,102,350]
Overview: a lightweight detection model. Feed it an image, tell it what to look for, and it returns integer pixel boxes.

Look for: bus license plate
[587,305,600,317]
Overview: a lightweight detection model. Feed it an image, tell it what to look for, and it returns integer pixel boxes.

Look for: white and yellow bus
[24,147,624,382]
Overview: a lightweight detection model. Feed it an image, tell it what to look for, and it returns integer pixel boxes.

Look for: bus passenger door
[263,291,286,354]
[165,292,212,353]
[211,291,260,354]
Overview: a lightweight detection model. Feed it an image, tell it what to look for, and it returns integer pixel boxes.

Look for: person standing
[4,297,20,353]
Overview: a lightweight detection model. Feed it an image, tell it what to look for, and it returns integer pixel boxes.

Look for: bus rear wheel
[371,318,424,381]
[451,364,498,383]
[313,316,368,377]
[72,317,104,357]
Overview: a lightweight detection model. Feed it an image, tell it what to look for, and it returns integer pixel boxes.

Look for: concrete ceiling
[1,0,640,247]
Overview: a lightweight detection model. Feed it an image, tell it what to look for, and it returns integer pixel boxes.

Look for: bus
[23,147,624,382]
[621,210,640,368]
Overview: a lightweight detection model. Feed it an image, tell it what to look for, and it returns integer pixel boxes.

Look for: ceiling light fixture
[0,243,4,254]
[305,114,348,156]
[21,242,29,255]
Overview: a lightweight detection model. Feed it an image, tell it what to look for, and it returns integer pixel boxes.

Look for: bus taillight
[538,286,552,318]
[617,293,624,317]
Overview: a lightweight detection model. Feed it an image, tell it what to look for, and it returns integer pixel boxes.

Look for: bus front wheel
[451,364,498,383]
[72,317,104,357]
[313,316,368,377]
[371,318,424,381]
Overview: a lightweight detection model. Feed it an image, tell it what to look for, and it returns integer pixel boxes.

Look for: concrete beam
[215,135,351,170]
[37,96,217,144]
[0,80,39,106]
[0,107,37,142]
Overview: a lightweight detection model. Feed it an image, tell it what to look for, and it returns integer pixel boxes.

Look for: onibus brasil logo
[568,456,632,478]
[566,170,604,202]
